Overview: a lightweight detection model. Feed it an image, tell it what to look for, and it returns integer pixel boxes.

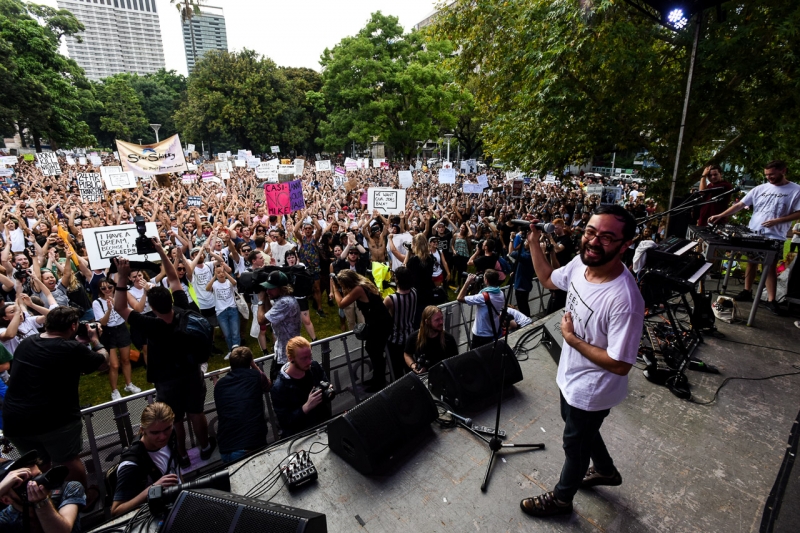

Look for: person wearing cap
[257,270,301,381]
[0,451,86,532]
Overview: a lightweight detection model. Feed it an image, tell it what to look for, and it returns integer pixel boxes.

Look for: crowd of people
[1,147,797,525]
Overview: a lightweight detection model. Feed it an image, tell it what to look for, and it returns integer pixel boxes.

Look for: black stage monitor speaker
[427,339,523,411]
[541,314,564,364]
[161,488,327,533]
[327,372,437,474]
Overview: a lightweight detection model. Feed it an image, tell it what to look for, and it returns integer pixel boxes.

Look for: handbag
[353,322,370,341]
[234,291,250,319]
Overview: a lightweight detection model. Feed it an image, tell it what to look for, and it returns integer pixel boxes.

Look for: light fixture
[667,8,689,29]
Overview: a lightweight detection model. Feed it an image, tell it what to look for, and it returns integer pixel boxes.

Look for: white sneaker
[200,362,208,373]
[794,320,800,329]
[224,352,231,360]
[111,389,121,401]
[124,383,142,394]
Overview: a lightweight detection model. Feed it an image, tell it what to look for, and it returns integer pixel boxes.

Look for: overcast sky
[40,0,438,75]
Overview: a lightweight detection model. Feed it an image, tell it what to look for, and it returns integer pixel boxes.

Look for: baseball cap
[260,270,289,290]
[0,450,38,482]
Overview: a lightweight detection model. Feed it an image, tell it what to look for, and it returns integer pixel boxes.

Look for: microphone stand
[458,259,545,492]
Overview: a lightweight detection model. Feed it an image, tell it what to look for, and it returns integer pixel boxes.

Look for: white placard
[216,161,232,173]
[202,176,222,184]
[477,174,488,187]
[83,222,159,269]
[187,163,197,171]
[256,162,271,180]
[315,160,331,172]
[217,153,226,161]
[77,172,104,203]
[65,156,76,166]
[37,152,61,176]
[247,158,261,169]
[278,164,295,176]
[265,159,278,170]
[271,146,280,153]
[112,151,119,160]
[79,157,87,166]
[220,171,230,180]
[398,171,413,189]
[265,169,278,183]
[187,144,195,153]
[587,184,604,196]
[442,161,453,169]
[234,160,246,168]
[100,166,123,178]
[438,168,456,184]
[0,156,18,166]
[89,155,102,166]
[463,183,484,194]
[333,174,346,189]
[294,159,304,176]
[373,158,385,168]
[103,171,137,190]
[237,149,248,158]
[0,168,14,177]
[367,187,406,215]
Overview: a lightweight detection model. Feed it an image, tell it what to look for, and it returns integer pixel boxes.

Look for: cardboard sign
[271,146,280,154]
[265,180,305,216]
[438,168,456,184]
[187,196,202,207]
[398,171,413,189]
[367,187,406,215]
[83,222,159,269]
[315,160,331,172]
[345,177,359,192]
[37,152,61,176]
[104,171,137,190]
[463,183,484,194]
[587,184,604,197]
[77,172,103,203]
[294,159,305,176]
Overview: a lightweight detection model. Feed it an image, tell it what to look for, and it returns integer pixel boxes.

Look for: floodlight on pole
[150,124,161,143]
[444,133,454,163]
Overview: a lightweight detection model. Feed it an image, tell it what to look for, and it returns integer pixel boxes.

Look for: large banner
[116,134,188,177]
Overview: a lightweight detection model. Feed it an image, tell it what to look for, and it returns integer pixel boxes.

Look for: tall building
[183,5,228,74]
[57,0,166,81]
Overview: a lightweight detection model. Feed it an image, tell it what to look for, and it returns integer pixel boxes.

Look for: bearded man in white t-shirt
[520,204,644,518]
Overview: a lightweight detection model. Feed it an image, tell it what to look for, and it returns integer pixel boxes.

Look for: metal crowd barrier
[4,279,552,525]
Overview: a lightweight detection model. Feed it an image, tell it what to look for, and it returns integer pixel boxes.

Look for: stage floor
[226,309,800,533]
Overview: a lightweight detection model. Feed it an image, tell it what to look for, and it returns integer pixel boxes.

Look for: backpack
[174,307,213,364]
[104,435,178,507]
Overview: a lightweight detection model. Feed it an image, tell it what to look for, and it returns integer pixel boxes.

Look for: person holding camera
[0,451,86,533]
[404,306,458,374]
[457,269,505,348]
[110,402,182,517]
[270,337,333,438]
[2,307,109,490]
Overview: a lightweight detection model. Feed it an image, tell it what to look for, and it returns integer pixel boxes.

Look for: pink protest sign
[265,180,305,216]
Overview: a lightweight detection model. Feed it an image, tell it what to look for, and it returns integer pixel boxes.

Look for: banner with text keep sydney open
[115,135,188,177]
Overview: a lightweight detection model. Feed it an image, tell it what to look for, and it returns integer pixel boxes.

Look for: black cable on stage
[433,399,458,428]
[122,505,149,533]
[710,336,800,356]
[689,364,800,405]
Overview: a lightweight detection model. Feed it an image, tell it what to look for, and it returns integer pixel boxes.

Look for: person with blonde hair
[332,270,392,392]
[111,402,181,517]
[270,337,333,438]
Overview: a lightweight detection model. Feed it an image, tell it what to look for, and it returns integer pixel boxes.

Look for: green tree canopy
[310,12,460,159]
[435,0,800,194]
[99,75,149,142]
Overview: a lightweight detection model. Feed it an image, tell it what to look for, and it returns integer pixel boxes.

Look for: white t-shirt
[270,241,296,267]
[742,181,800,241]
[212,279,236,315]
[93,298,125,327]
[792,222,800,244]
[4,227,25,252]
[192,263,216,310]
[550,256,645,411]
[388,233,412,271]
[431,250,443,277]
[129,284,153,314]
[0,315,42,354]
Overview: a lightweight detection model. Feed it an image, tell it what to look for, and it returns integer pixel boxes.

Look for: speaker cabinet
[162,488,327,533]
[427,339,523,411]
[327,373,437,474]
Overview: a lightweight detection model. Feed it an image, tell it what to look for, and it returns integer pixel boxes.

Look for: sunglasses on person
[100,285,113,291]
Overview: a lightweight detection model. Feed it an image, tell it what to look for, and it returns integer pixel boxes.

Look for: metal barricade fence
[4,279,552,522]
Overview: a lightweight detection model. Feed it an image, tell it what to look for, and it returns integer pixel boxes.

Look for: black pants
[515,290,531,317]
[553,393,615,503]
[386,341,408,381]
[365,328,390,385]
[471,334,496,349]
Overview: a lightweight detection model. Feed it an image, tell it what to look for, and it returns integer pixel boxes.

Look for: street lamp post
[150,124,161,143]
[444,133,454,164]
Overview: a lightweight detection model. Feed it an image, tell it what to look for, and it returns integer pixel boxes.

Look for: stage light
[667,8,689,29]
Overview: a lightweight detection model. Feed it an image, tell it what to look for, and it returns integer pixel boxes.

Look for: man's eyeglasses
[583,228,624,246]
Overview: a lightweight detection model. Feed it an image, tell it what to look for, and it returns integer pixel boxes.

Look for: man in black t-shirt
[2,307,108,489]
[404,306,459,373]
[469,238,499,273]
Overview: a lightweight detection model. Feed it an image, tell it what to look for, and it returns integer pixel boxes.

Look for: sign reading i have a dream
[83,222,159,269]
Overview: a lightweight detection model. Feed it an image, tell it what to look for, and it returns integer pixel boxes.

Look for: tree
[310,12,460,159]
[129,70,187,143]
[172,0,203,72]
[280,67,322,155]
[435,0,800,195]
[99,75,148,142]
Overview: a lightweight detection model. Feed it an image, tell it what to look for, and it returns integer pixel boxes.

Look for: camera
[76,321,98,339]
[13,269,30,281]
[415,354,431,370]
[313,381,336,402]
[14,465,68,503]
[470,239,484,247]
[402,242,412,251]
[134,215,157,255]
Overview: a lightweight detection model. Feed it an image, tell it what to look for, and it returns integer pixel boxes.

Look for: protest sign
[587,184,604,197]
[463,183,484,194]
[373,158,385,169]
[103,171,137,190]
[37,152,61,176]
[216,161,232,173]
[0,156,18,166]
[380,161,389,169]
[100,166,123,178]
[187,144,195,153]
[345,177,359,193]
[237,149,248,159]
[234,159,246,168]
[345,161,358,171]
[512,180,524,197]
[477,174,488,188]
[256,162,270,180]
[264,159,278,170]
[398,171,413,189]
[265,180,305,216]
[294,159,305,176]
[442,161,453,170]
[334,166,345,177]
[315,160,331,172]
[116,135,188,177]
[78,157,87,165]
[181,175,197,183]
[201,171,215,179]
[0,168,13,178]
[187,196,202,207]
[65,156,76,166]
[271,146,280,153]
[217,153,227,161]
[333,173,346,190]
[23,154,34,161]
[367,187,406,215]
[89,155,102,166]
[220,171,231,180]
[278,164,295,176]
[247,158,261,169]
[83,222,159,269]
[601,186,623,205]
[77,173,103,203]
[438,168,456,184]
[203,176,222,184]
[187,163,197,171]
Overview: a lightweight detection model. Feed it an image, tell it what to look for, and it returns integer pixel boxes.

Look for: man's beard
[579,239,622,267]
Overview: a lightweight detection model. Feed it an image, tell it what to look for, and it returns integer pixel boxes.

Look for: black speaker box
[161,488,327,533]
[427,339,523,411]
[327,372,437,474]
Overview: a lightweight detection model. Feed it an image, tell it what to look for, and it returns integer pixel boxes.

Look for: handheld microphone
[446,410,473,427]
[510,219,556,234]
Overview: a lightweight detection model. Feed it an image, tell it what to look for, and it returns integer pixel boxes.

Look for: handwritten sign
[77,173,103,203]
[367,187,406,215]
[438,168,456,184]
[271,146,280,154]
[315,160,331,172]
[265,180,305,215]
[294,159,305,176]
[247,158,261,169]
[373,158,385,168]
[277,164,295,176]
[463,183,484,194]
[104,171,137,190]
[83,222,159,269]
[37,152,61,176]
[477,174,488,188]
[0,156,18,166]
[587,184,604,197]
[398,171,413,189]
[89,155,102,166]
[187,196,202,207]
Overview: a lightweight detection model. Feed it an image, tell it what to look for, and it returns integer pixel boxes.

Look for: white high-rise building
[183,5,228,74]
[57,0,166,81]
